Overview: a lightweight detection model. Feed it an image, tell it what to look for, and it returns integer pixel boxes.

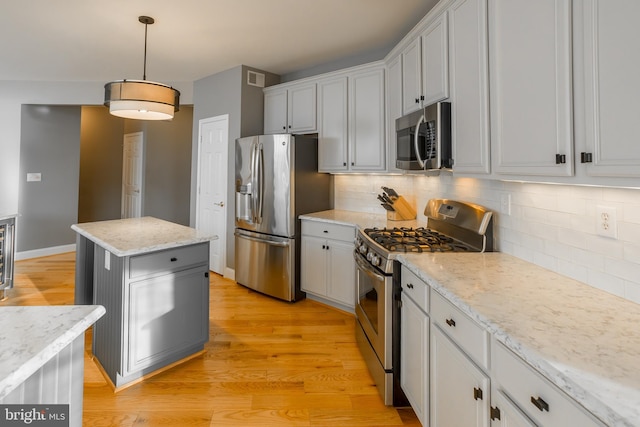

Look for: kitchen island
[0,305,105,427]
[72,217,216,389]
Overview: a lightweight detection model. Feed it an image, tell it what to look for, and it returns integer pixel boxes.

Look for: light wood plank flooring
[2,252,420,426]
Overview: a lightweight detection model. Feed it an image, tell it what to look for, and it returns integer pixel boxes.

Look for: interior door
[196,115,228,275]
[121,132,143,218]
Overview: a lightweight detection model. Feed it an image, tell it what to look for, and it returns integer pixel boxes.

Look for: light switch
[27,173,41,182]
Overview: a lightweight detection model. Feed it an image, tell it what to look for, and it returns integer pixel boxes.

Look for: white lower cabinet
[490,388,537,427]
[492,340,605,427]
[400,266,429,425]
[300,220,356,310]
[431,324,490,427]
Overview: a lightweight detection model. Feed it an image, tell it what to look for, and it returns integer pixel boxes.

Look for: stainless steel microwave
[395,101,452,171]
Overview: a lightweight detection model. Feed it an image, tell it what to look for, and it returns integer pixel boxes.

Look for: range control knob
[359,244,367,254]
[367,252,373,262]
[371,255,381,266]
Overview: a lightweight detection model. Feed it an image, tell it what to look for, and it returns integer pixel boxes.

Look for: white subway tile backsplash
[333,174,640,305]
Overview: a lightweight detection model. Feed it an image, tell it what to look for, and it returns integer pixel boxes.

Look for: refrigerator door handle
[256,142,264,224]
[250,142,258,224]
[234,231,290,247]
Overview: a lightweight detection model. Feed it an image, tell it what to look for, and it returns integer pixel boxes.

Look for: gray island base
[72,217,216,390]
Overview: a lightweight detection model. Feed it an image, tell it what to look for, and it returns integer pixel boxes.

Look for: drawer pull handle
[323,230,328,233]
[170,257,178,262]
[531,396,549,412]
[445,318,456,327]
[407,283,414,289]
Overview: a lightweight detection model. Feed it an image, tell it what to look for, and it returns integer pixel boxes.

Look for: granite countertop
[71,216,217,257]
[0,305,105,399]
[299,209,421,230]
[401,253,639,427]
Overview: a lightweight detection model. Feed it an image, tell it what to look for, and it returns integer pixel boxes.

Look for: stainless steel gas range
[353,199,494,406]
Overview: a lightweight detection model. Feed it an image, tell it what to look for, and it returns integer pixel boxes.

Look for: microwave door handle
[414,113,426,169]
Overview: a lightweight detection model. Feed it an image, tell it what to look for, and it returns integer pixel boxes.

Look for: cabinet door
[580,0,640,177]
[317,76,349,172]
[431,325,490,427]
[402,38,423,114]
[125,268,208,374]
[300,235,328,296]
[489,0,573,176]
[264,89,288,134]
[349,67,386,171]
[326,239,356,306]
[491,389,537,427]
[450,0,491,174]
[386,55,403,172]
[400,293,429,426]
[422,11,449,105]
[288,83,317,133]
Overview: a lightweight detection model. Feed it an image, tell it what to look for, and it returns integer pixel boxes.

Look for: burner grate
[363,227,476,253]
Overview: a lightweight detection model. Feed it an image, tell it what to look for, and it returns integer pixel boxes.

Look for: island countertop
[71,216,217,257]
[0,305,105,399]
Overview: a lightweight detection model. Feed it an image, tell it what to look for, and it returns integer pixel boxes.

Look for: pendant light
[104,16,180,121]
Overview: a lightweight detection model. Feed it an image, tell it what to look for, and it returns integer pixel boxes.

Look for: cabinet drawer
[493,341,604,427]
[400,265,429,313]
[129,243,208,279]
[430,289,489,370]
[301,220,355,243]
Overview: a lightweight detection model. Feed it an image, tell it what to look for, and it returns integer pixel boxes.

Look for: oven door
[354,251,393,370]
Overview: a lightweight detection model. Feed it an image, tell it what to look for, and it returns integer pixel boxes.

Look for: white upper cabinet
[318,64,386,173]
[264,82,316,134]
[401,12,450,116]
[577,0,640,177]
[422,11,450,106]
[385,55,404,173]
[349,66,386,171]
[402,38,423,115]
[489,0,574,176]
[449,0,491,174]
[317,75,349,172]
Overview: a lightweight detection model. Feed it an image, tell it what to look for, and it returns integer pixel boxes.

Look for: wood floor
[2,252,420,427]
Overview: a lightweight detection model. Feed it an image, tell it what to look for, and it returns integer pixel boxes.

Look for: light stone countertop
[299,209,421,230]
[399,252,640,427]
[0,305,105,399]
[303,209,639,427]
[71,216,217,257]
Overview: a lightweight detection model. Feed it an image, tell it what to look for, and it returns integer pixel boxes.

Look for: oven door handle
[354,252,385,283]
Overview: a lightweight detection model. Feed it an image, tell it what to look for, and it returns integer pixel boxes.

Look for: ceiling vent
[247,70,265,88]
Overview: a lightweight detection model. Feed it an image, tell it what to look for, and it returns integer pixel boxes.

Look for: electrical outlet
[500,193,511,215]
[596,205,618,239]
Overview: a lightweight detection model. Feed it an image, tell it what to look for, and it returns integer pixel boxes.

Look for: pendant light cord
[142,21,148,80]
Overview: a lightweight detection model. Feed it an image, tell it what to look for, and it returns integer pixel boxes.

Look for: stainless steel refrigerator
[234,134,332,301]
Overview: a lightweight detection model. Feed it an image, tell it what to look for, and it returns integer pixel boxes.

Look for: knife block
[386,211,404,221]
[390,196,417,220]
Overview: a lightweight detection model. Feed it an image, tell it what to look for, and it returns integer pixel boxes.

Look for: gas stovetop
[363,227,477,253]
[355,199,494,274]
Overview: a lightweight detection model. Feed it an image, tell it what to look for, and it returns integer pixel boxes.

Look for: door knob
[214,201,224,207]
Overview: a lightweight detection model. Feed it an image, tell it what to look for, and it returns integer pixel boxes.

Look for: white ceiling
[0,0,438,83]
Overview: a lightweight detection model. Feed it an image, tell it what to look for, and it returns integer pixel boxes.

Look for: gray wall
[18,105,81,252]
[20,104,193,253]
[191,65,279,270]
[78,106,124,222]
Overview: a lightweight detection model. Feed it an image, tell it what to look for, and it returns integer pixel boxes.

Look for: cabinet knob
[343,162,347,166]
[530,396,549,412]
[445,318,456,327]
[415,98,420,104]
[282,126,286,130]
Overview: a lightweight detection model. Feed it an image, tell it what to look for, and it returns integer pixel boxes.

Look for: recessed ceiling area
[1,0,439,83]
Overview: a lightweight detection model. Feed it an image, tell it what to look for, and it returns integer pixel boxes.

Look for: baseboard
[16,244,76,261]
[224,267,235,280]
